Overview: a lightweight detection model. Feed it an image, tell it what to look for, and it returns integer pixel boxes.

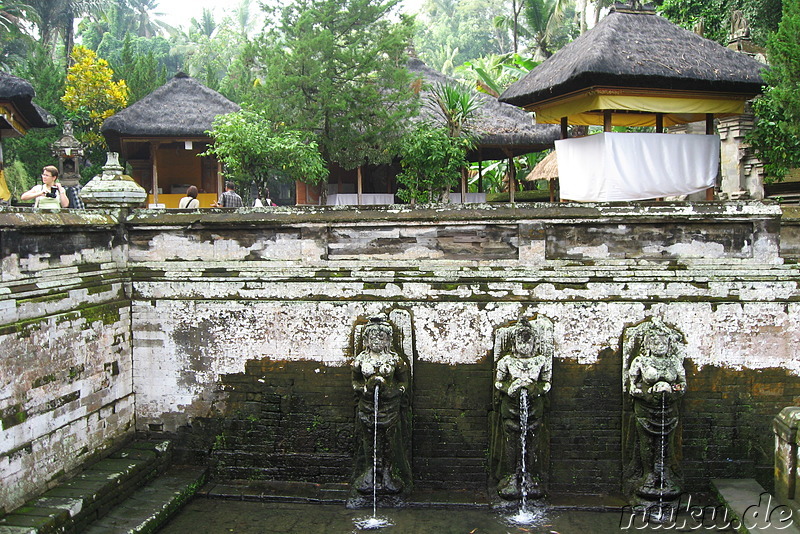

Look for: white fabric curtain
[555,133,719,201]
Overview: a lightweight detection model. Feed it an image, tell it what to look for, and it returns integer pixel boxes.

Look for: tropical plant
[458,53,538,96]
[203,109,328,193]
[396,124,474,203]
[28,0,106,69]
[62,45,128,151]
[415,0,509,73]
[430,81,483,137]
[5,44,66,182]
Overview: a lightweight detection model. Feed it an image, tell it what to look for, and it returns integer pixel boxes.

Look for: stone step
[82,464,207,534]
[0,440,172,534]
[712,478,800,534]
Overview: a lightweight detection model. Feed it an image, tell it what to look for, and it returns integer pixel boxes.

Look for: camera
[46,186,58,198]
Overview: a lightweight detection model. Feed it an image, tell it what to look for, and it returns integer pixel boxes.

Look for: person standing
[179,185,200,209]
[20,166,69,209]
[212,181,243,208]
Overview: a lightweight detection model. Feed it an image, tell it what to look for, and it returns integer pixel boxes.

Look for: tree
[748,0,800,181]
[415,0,509,73]
[28,0,105,69]
[396,124,473,203]
[657,0,782,47]
[62,45,128,154]
[5,44,66,183]
[112,33,167,104]
[203,109,328,194]
[252,0,417,184]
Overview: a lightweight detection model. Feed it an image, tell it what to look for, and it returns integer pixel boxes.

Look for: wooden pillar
[150,142,160,206]
[560,117,569,139]
[478,157,483,193]
[504,149,516,204]
[603,110,613,132]
[357,166,363,205]
[706,113,715,200]
[655,113,664,133]
[460,168,466,203]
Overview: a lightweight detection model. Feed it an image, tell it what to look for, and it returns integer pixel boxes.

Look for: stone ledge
[0,440,172,534]
[712,478,800,534]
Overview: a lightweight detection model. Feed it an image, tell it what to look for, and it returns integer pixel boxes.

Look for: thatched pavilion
[309,58,560,205]
[102,73,240,208]
[499,2,766,202]
[0,72,55,202]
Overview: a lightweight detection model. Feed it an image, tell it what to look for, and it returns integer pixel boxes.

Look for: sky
[154,0,424,31]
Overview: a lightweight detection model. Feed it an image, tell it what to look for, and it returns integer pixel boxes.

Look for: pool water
[157,499,736,533]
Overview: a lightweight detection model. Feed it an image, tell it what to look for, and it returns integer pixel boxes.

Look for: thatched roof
[102,73,240,148]
[408,58,559,160]
[0,71,56,133]
[524,150,558,182]
[499,5,766,110]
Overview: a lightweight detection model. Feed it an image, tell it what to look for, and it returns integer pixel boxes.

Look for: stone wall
[0,211,134,513]
[2,202,799,510]
[125,202,800,496]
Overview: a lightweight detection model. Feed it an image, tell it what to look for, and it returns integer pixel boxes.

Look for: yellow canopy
[527,86,750,127]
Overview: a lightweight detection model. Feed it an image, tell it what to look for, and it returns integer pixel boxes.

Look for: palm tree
[233,0,256,37]
[192,8,217,38]
[523,0,573,59]
[128,0,168,38]
[28,0,107,68]
[0,0,35,36]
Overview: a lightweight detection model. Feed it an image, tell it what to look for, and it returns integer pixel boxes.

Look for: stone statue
[489,314,553,503]
[349,313,412,507]
[622,317,687,509]
[730,10,750,41]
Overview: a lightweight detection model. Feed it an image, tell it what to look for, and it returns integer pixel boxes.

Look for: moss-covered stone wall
[2,202,800,509]
[124,202,800,497]
[0,210,134,513]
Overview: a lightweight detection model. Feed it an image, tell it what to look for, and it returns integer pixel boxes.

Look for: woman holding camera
[21,166,69,208]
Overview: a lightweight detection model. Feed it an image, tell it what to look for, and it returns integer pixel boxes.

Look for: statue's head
[512,320,537,358]
[641,319,681,358]
[363,315,393,354]
[643,330,669,357]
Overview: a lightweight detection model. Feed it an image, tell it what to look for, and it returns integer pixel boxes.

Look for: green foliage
[430,81,483,137]
[252,0,417,174]
[2,160,36,202]
[5,44,66,183]
[203,109,328,192]
[747,0,800,181]
[62,45,129,152]
[415,0,510,74]
[458,53,538,96]
[657,0,782,47]
[111,34,167,104]
[396,124,474,203]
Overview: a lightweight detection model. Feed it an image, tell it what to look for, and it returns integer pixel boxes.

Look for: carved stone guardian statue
[622,317,687,514]
[348,313,412,508]
[489,314,553,505]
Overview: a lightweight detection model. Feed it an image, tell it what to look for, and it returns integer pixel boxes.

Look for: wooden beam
[655,113,664,133]
[560,117,569,139]
[603,110,612,132]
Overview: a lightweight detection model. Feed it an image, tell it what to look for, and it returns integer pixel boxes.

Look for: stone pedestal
[81,152,147,208]
[773,406,800,502]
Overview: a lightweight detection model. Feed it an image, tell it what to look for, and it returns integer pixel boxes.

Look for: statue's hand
[649,381,672,394]
[542,382,551,394]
